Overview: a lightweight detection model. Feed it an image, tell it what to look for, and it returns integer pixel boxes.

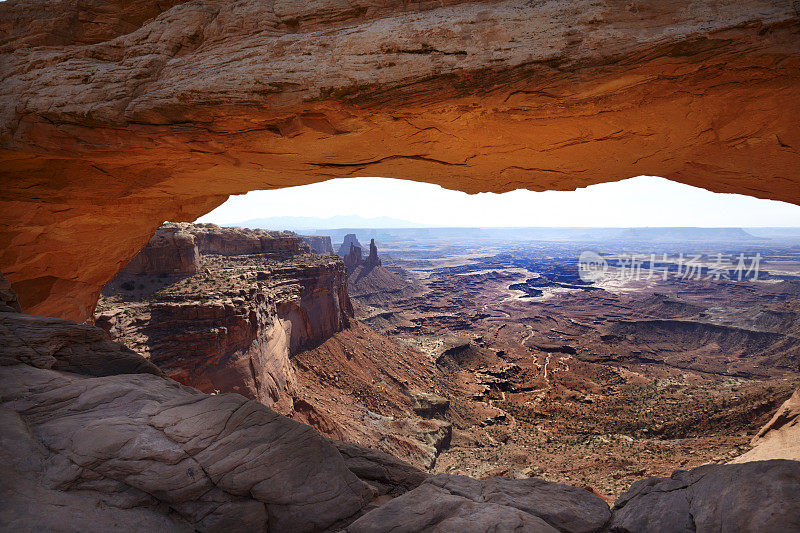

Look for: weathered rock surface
[0,364,373,533]
[303,236,334,255]
[0,302,372,532]
[116,223,200,278]
[732,388,800,463]
[610,460,800,533]
[346,473,612,533]
[96,223,352,407]
[1,311,163,377]
[338,235,365,258]
[1,0,799,321]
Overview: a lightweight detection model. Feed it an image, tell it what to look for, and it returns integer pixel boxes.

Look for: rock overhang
[1,0,799,320]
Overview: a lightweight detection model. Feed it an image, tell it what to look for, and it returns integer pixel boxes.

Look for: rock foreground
[2,282,800,531]
[2,0,799,320]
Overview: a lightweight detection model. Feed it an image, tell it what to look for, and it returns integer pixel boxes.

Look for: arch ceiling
[1,0,798,320]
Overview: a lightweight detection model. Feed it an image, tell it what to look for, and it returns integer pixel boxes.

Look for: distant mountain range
[617,227,763,242]
[231,215,425,230]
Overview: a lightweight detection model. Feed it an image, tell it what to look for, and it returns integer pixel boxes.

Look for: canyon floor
[339,228,800,498]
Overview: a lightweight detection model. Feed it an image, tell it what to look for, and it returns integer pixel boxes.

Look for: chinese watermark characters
[578,251,762,283]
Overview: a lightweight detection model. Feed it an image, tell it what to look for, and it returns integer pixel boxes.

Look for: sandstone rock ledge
[0,310,371,533]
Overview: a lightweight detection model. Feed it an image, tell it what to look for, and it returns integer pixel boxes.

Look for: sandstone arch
[1,0,799,321]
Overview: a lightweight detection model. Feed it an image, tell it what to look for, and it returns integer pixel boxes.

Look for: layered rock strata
[96,223,352,408]
[303,236,334,255]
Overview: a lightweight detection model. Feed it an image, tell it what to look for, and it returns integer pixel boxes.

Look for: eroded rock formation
[365,239,382,268]
[303,236,334,255]
[116,223,200,278]
[2,0,800,321]
[96,223,352,408]
[344,243,364,270]
[339,235,365,258]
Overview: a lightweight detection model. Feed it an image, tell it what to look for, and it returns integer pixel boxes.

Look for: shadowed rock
[345,473,611,533]
[610,460,800,533]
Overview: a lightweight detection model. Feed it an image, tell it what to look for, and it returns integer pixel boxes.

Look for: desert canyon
[1,0,800,532]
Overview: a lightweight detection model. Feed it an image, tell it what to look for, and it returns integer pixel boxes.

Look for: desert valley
[94,223,800,503]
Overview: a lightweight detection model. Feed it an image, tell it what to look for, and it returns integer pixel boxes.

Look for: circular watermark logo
[578,251,608,282]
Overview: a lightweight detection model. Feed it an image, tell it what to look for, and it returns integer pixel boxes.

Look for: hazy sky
[196,175,800,227]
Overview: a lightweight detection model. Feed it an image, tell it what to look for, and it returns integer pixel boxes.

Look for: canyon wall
[303,236,334,255]
[190,224,310,256]
[115,224,201,278]
[2,0,798,321]
[97,223,352,408]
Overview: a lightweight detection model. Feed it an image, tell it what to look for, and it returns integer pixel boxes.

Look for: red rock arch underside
[1,0,799,321]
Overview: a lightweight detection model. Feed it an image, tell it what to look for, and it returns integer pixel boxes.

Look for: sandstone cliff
[303,236,334,255]
[114,223,200,278]
[190,223,310,256]
[96,223,352,408]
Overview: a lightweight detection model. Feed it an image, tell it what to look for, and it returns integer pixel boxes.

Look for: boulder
[345,473,611,533]
[610,460,800,533]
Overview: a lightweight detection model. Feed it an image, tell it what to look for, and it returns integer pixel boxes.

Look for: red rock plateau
[1,0,800,321]
[96,223,352,407]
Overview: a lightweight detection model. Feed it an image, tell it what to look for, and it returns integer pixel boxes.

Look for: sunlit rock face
[96,223,353,407]
[1,0,799,321]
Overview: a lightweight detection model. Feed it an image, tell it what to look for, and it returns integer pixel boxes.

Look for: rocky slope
[2,0,799,321]
[732,388,800,463]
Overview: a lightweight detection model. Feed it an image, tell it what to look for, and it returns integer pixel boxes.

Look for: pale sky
[196,175,800,228]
